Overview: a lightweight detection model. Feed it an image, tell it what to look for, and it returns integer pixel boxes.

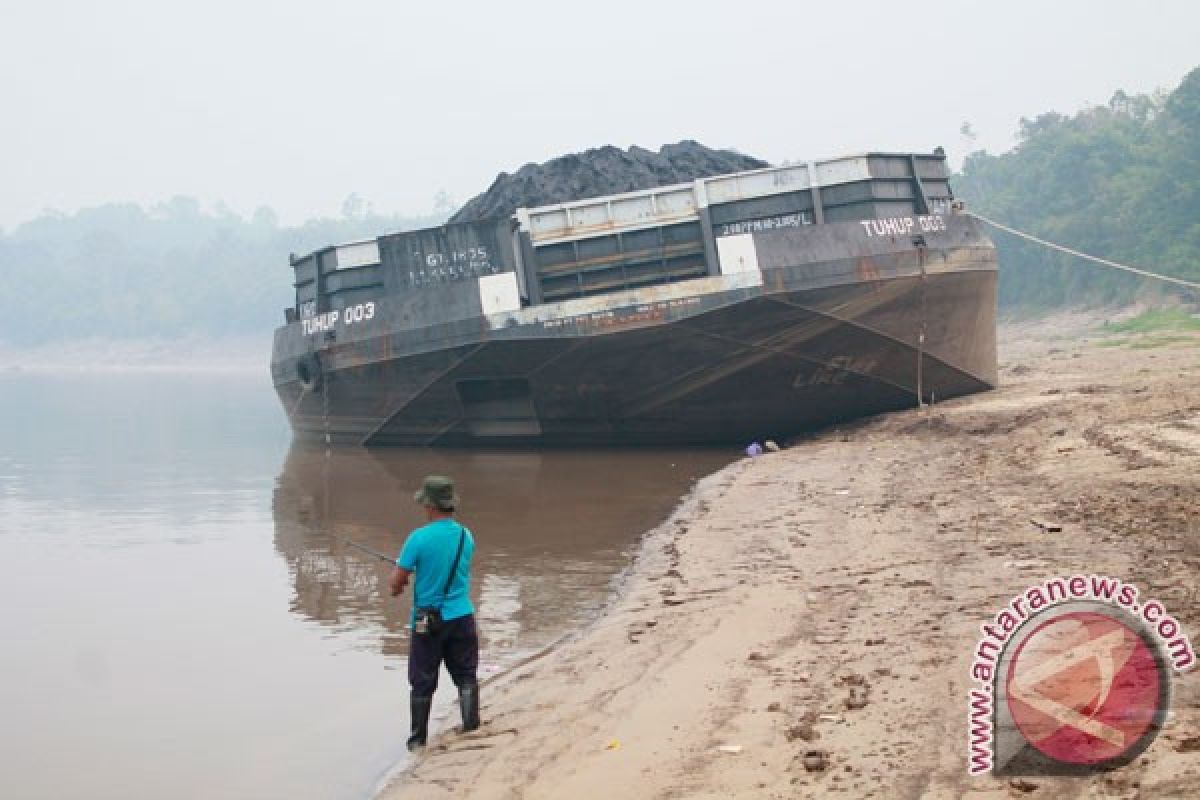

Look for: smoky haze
[1,0,1197,228]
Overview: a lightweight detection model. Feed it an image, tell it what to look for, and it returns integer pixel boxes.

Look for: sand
[380,312,1200,799]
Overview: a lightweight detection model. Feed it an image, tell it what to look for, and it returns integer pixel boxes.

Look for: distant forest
[2,67,1197,348]
[0,200,444,345]
[956,66,1200,307]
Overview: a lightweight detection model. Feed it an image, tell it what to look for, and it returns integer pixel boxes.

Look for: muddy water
[0,372,729,800]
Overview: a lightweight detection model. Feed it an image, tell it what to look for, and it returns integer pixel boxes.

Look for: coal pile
[449,140,768,224]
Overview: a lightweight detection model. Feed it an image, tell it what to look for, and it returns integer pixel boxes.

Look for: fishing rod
[316,448,398,567]
[336,535,397,567]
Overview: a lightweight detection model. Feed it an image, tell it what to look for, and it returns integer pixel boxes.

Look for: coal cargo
[449,141,768,224]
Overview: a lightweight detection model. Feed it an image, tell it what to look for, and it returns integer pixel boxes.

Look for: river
[0,370,729,800]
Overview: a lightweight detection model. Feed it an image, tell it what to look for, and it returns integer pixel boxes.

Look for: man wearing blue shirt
[390,475,479,751]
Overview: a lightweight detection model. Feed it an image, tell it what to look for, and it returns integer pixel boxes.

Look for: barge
[270,150,997,445]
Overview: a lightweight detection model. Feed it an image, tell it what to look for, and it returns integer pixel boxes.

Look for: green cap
[414,475,458,511]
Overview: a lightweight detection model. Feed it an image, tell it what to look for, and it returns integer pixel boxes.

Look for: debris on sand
[844,686,869,710]
[1176,735,1200,753]
[786,722,817,742]
[801,750,829,772]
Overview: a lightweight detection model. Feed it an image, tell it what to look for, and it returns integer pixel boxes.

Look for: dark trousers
[408,613,479,698]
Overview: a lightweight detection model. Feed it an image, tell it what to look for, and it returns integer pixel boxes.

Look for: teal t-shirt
[396,519,475,622]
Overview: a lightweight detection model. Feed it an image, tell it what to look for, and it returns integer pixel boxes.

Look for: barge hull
[274,266,995,446]
[270,151,998,446]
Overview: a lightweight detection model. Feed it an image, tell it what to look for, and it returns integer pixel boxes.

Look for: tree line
[0,198,443,345]
[955,66,1200,308]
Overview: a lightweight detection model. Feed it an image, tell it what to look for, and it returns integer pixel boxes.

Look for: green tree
[955,66,1200,308]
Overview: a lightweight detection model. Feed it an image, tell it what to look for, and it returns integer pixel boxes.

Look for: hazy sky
[1,0,1196,228]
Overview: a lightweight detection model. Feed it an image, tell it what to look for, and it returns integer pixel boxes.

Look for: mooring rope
[966,210,1200,291]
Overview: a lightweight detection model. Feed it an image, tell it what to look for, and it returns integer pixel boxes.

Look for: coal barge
[270,151,997,446]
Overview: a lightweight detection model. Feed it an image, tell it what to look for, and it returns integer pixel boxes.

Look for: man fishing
[389,475,480,751]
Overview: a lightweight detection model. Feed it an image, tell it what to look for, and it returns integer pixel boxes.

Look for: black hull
[271,254,996,446]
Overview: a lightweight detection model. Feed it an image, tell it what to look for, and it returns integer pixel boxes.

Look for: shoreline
[369,462,739,798]
[380,316,1200,799]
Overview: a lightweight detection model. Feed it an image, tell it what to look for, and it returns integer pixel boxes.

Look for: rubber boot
[407,695,432,751]
[458,682,480,733]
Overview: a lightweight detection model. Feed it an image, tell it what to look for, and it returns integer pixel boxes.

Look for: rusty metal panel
[708,192,815,227]
[700,156,876,207]
[529,219,707,302]
[515,152,944,246]
[813,157,873,186]
[529,209,569,239]
[703,164,811,204]
[526,184,700,244]
[570,202,609,229]
[376,218,515,292]
[610,194,660,226]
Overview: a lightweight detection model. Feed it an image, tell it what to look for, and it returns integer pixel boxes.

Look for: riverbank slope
[383,312,1200,799]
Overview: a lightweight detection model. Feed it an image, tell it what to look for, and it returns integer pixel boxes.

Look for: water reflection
[272,444,731,664]
[0,370,732,800]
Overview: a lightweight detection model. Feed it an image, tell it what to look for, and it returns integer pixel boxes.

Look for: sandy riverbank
[381,312,1200,799]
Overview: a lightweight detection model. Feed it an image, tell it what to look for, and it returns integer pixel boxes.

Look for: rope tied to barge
[967,211,1200,291]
